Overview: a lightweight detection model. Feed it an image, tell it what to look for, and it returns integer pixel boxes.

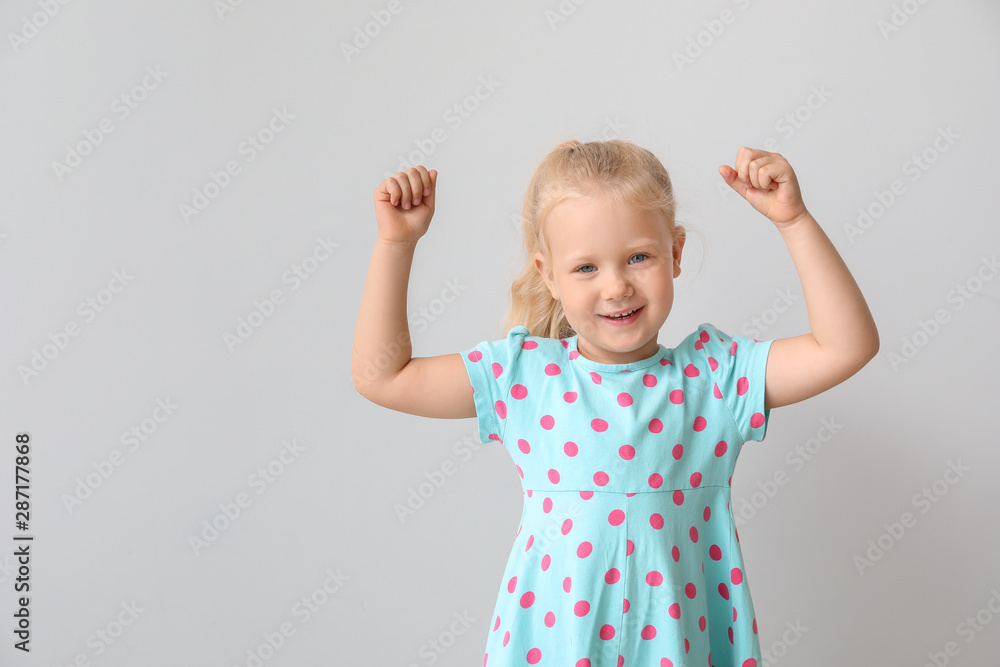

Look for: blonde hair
[503,138,687,339]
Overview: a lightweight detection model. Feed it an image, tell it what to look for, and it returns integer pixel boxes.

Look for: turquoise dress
[461,323,774,667]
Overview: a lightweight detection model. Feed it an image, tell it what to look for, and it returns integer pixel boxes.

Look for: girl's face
[534,193,685,365]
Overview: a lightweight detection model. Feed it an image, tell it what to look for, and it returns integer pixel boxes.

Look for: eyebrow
[564,239,663,263]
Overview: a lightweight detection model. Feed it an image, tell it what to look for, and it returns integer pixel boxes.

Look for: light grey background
[2,1,998,665]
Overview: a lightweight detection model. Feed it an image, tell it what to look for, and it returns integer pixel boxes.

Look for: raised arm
[720,148,880,410]
[351,167,477,419]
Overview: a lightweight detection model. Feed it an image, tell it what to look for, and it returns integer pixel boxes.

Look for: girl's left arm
[720,147,880,410]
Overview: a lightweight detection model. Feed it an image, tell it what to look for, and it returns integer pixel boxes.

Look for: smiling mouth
[600,306,643,321]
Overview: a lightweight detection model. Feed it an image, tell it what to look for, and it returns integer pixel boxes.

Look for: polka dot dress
[461,323,774,667]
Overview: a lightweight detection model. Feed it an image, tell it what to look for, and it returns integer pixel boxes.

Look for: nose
[601,267,633,301]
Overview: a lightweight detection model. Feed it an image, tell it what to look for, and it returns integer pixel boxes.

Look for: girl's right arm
[351,166,477,420]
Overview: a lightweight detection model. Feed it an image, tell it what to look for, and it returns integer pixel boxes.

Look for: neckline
[563,335,667,372]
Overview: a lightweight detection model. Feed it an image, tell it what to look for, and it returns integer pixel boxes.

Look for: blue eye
[574,254,648,273]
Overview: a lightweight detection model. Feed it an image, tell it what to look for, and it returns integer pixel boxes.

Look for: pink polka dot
[701,616,708,632]
[703,505,711,521]
[709,544,722,560]
[574,600,591,616]
[732,568,743,584]
[672,444,684,460]
[619,445,635,460]
[605,568,621,584]
[648,418,663,433]
[545,611,555,627]
[544,363,561,376]
[715,441,728,457]
[541,554,550,570]
[608,509,625,526]
[577,541,593,558]
[563,577,572,592]
[684,363,700,377]
[743,661,758,667]
[693,416,707,431]
[713,383,723,399]
[503,631,510,646]
[690,471,702,487]
[719,583,730,600]
[669,389,684,404]
[542,497,552,513]
[641,624,657,640]
[510,384,527,399]
[547,469,560,483]
[668,603,681,619]
[540,415,554,429]
[518,439,531,453]
[626,539,634,555]
[527,648,541,664]
[576,660,592,667]
[685,582,697,599]
[649,513,664,529]
[737,376,749,395]
[520,591,535,608]
[594,471,609,486]
[750,412,766,428]
[494,615,501,630]
[564,391,577,402]
[643,374,657,387]
[564,441,578,456]
[648,473,663,488]
[617,392,633,406]
[580,490,593,500]
[599,624,615,640]
[673,489,684,505]
[591,418,608,432]
[623,598,630,612]
[646,571,663,586]
[467,350,483,362]
[661,660,674,667]
[671,545,680,562]
[495,400,507,419]
[708,356,719,371]
[589,371,602,384]
[507,577,517,593]
[523,340,538,350]
[561,518,573,535]
[525,535,534,551]
[689,526,699,542]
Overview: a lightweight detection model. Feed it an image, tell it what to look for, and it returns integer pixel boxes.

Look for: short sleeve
[695,322,774,443]
[460,325,530,445]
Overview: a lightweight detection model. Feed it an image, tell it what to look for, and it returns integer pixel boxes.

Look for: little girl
[353,139,879,667]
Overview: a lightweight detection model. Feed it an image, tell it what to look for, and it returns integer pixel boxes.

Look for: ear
[671,227,686,278]
[533,252,559,300]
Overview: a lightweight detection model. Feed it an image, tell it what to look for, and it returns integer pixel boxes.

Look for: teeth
[607,309,637,319]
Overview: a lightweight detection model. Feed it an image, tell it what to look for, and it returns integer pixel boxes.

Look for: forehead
[545,196,669,256]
